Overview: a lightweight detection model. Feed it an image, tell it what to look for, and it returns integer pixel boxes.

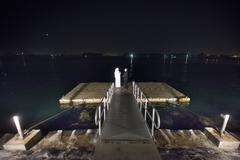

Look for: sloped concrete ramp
[93,89,161,160]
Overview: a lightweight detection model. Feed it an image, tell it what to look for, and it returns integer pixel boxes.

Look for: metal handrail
[94,83,114,136]
[27,107,73,131]
[132,81,161,137]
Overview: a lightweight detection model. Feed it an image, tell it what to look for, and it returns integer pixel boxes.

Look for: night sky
[0,0,239,55]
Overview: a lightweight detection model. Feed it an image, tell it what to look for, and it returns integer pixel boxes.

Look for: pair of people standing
[114,68,128,88]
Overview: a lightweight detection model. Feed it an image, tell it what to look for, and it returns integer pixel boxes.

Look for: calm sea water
[0,56,239,133]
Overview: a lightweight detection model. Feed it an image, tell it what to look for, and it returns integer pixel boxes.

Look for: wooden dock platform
[59,82,111,106]
[59,82,190,107]
[136,82,190,104]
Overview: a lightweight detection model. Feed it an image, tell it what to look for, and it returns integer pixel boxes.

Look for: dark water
[0,56,239,133]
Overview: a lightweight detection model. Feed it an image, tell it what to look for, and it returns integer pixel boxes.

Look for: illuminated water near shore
[0,56,239,133]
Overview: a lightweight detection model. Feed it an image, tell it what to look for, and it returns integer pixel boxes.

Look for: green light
[130,54,134,58]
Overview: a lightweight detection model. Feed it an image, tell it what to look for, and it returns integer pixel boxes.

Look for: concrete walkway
[94,88,162,160]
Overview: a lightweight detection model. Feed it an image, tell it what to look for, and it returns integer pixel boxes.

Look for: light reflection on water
[0,56,239,133]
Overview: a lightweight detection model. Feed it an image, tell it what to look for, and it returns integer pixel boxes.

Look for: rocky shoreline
[0,106,239,160]
[155,129,240,160]
[0,129,239,160]
[0,130,96,160]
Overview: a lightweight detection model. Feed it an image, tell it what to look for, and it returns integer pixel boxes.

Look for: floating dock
[59,82,190,107]
[59,82,111,106]
[136,82,190,104]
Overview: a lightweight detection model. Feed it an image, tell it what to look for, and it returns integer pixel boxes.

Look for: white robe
[114,69,121,88]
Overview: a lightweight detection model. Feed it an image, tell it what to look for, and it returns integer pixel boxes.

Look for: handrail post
[98,105,102,136]
[140,92,143,110]
[108,89,111,101]
[111,84,113,100]
[144,101,147,120]
[134,85,136,98]
[107,101,109,111]
[132,82,135,95]
[140,101,142,111]
[134,85,137,98]
[136,87,138,99]
[107,92,110,110]
[109,91,112,102]
[152,108,155,137]
[138,88,140,98]
[135,85,137,98]
[137,88,140,103]
[103,98,106,121]
[103,97,107,111]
